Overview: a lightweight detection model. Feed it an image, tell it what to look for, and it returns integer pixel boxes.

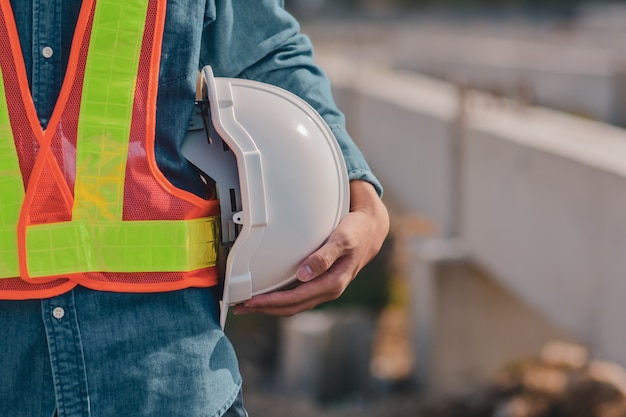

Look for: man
[0,0,389,416]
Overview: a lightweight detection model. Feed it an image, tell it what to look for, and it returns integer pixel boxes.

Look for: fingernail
[297,264,314,282]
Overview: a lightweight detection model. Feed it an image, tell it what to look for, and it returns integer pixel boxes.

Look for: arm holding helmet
[203,0,389,315]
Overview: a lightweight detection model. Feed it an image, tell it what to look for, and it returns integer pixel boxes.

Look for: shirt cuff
[330,124,383,197]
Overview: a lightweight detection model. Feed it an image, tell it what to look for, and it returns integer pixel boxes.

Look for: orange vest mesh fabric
[0,0,220,299]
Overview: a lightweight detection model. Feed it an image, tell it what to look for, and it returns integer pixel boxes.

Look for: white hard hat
[182,66,350,326]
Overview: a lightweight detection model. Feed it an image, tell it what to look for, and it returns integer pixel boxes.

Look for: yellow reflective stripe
[0,67,23,278]
[74,0,149,221]
[25,217,219,277]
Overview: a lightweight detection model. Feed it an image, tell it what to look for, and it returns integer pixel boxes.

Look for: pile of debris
[420,341,626,417]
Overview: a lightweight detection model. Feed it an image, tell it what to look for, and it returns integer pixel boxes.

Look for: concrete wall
[317,52,626,379]
[463,96,626,363]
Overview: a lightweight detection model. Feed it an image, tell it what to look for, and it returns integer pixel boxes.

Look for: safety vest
[0,0,220,299]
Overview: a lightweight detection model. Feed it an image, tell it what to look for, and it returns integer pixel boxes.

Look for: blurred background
[228,1,626,416]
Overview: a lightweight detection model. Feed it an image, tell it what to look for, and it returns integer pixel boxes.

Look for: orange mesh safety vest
[0,0,220,299]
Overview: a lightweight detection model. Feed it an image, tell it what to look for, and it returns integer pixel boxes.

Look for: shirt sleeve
[200,0,383,196]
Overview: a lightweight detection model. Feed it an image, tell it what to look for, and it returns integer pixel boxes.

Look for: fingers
[233,256,354,316]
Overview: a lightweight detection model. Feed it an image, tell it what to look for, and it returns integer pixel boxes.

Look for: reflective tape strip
[0,66,23,278]
[74,0,148,221]
[24,216,219,277]
[0,227,19,278]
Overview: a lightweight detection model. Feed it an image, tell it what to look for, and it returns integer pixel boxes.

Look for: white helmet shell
[182,66,350,326]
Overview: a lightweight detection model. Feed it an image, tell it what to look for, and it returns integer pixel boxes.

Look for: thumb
[296,229,349,282]
[296,263,315,282]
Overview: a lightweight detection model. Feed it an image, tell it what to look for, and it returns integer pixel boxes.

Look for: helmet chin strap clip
[184,101,242,247]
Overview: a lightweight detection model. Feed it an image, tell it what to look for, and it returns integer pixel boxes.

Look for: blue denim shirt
[3,1,381,416]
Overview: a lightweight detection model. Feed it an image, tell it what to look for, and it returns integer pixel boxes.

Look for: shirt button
[41,46,54,59]
[52,307,65,320]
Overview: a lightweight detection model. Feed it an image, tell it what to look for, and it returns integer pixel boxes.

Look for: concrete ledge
[466,94,626,178]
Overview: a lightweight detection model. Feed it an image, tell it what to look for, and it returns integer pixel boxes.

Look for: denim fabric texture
[3,0,381,415]
[0,287,243,417]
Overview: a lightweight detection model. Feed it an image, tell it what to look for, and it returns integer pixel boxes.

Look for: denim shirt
[12,0,382,197]
[3,1,381,416]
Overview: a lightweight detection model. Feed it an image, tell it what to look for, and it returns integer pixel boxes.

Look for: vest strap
[0,67,23,278]
[23,216,219,278]
[74,0,149,222]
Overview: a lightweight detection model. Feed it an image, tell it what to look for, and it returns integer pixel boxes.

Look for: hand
[232,180,390,316]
